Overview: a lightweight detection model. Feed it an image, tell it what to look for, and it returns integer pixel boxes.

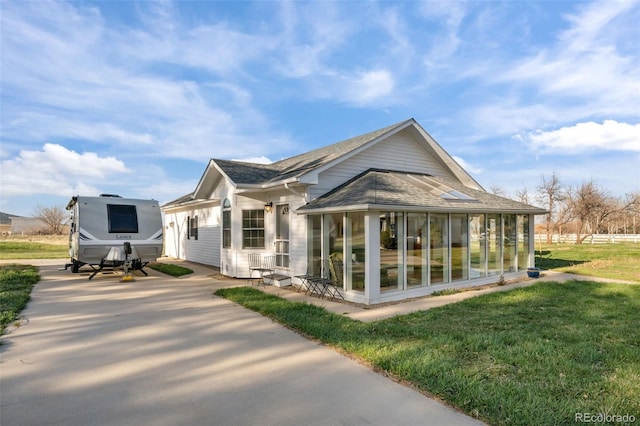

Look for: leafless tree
[489,184,507,197]
[536,172,566,243]
[33,205,67,235]
[516,186,530,205]
[566,182,639,243]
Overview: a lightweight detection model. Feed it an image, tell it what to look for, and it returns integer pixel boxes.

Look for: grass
[216,282,640,425]
[535,243,640,282]
[0,241,68,260]
[0,264,40,334]
[148,262,193,277]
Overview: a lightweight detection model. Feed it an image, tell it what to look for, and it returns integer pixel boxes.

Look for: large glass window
[324,213,344,260]
[503,214,517,272]
[189,215,199,240]
[307,215,322,276]
[406,213,427,288]
[518,214,530,270]
[242,209,264,248]
[346,212,365,292]
[222,199,231,248]
[487,214,502,276]
[470,214,486,278]
[108,204,138,233]
[430,213,449,284]
[380,212,404,292]
[451,214,469,281]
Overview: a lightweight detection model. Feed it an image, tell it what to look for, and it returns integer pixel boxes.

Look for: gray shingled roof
[213,120,410,184]
[297,169,546,213]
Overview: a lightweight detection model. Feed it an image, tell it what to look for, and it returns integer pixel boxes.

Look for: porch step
[265,273,291,288]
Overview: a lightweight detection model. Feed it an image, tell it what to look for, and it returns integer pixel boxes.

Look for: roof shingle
[297,169,545,213]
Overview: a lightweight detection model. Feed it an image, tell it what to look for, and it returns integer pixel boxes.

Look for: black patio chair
[326,256,345,301]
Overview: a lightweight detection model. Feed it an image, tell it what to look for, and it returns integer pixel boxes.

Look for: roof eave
[235,177,303,192]
[297,203,548,215]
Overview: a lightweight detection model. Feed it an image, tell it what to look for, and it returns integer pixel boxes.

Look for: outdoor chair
[295,257,322,294]
[248,253,276,286]
[260,255,276,285]
[326,256,345,301]
[309,259,333,299]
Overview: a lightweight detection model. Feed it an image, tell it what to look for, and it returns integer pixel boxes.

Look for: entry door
[275,204,290,268]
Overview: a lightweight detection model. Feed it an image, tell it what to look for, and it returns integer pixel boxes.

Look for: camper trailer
[66,195,163,278]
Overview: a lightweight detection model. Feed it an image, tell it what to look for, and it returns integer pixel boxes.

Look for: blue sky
[1,0,639,217]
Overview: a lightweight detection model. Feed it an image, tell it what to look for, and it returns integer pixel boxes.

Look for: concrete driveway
[1,262,483,426]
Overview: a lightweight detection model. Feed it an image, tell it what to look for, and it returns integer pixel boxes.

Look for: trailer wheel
[71,260,81,273]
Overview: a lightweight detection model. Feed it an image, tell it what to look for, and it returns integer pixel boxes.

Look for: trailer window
[108,204,139,233]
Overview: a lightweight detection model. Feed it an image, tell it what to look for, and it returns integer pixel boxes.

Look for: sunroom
[297,169,546,305]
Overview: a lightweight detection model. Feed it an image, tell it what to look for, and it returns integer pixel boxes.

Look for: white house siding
[222,191,307,279]
[185,225,221,266]
[163,204,221,267]
[309,131,453,200]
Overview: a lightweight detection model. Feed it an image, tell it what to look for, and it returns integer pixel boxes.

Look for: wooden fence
[536,234,640,244]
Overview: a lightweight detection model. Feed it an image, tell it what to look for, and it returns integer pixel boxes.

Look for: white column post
[365,211,380,303]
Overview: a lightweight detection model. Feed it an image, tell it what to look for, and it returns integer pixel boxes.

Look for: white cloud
[523,120,640,153]
[494,1,640,122]
[231,156,273,164]
[342,70,395,106]
[0,144,129,196]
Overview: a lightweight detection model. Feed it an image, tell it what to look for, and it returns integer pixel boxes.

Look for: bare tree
[489,184,507,197]
[566,182,639,243]
[536,172,565,243]
[33,205,67,235]
[516,186,530,205]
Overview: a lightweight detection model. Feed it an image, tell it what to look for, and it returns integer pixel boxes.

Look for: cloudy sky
[1,0,639,217]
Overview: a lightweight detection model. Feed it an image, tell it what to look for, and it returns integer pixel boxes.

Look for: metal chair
[296,257,321,293]
[248,253,262,285]
[310,259,333,298]
[260,255,276,286]
[248,254,276,286]
[326,256,345,301]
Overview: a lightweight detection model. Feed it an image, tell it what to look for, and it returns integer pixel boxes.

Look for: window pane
[430,213,449,284]
[451,214,468,281]
[307,215,322,276]
[107,204,138,233]
[346,212,365,292]
[487,214,501,276]
[223,210,231,248]
[242,210,265,248]
[407,213,427,288]
[518,215,530,270]
[380,212,404,292]
[324,213,343,260]
[470,215,486,278]
[503,214,517,272]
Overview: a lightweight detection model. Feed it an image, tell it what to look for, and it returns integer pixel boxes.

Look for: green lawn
[148,262,193,277]
[216,282,640,425]
[0,264,40,334]
[536,243,640,282]
[0,241,68,260]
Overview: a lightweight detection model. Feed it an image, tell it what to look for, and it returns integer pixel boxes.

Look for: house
[162,118,546,305]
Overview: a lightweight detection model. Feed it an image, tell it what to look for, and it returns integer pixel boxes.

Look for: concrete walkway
[1,260,483,426]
